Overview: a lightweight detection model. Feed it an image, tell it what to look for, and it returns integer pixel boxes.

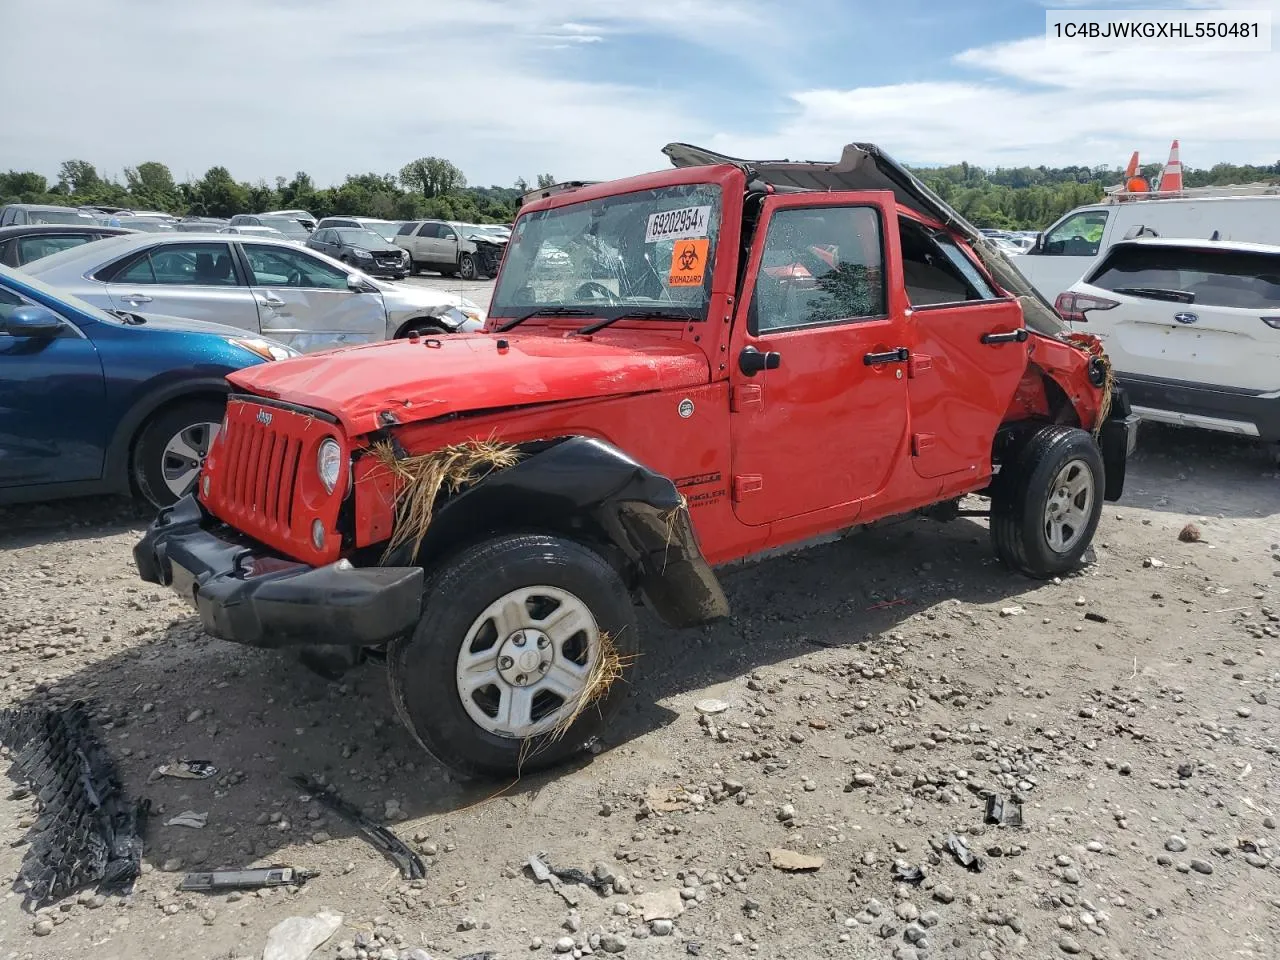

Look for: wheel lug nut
[537,636,549,649]
[514,634,526,647]
[499,656,513,669]
[515,674,527,685]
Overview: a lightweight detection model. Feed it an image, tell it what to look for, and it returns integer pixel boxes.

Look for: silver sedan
[22,233,485,353]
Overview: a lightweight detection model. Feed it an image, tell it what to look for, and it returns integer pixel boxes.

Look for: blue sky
[2,0,1277,189]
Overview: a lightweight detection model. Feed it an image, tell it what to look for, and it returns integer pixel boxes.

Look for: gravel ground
[0,424,1277,960]
[401,273,496,313]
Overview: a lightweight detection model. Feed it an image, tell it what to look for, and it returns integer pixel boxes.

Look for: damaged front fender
[392,436,730,628]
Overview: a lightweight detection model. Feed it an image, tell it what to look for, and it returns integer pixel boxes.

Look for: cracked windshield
[489,183,721,317]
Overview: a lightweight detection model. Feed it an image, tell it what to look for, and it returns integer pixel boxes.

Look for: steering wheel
[574,281,619,303]
[287,269,306,287]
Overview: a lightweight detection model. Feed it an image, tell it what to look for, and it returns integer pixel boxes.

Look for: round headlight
[317,438,342,493]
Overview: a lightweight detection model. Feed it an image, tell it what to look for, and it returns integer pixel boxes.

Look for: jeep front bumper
[133,495,423,648]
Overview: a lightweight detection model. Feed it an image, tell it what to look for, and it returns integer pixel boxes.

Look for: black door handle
[739,345,781,376]
[863,347,909,366]
[980,328,1029,344]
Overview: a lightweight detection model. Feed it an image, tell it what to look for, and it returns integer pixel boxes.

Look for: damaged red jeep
[135,142,1139,779]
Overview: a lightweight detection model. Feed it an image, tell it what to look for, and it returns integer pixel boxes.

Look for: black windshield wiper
[575,309,698,336]
[495,307,590,333]
[1110,287,1196,304]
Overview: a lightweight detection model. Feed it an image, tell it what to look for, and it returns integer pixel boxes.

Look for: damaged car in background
[394,219,508,280]
[21,232,485,353]
[134,140,1138,784]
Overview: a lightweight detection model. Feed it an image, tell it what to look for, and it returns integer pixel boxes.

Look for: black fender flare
[392,435,730,628]
[104,376,231,492]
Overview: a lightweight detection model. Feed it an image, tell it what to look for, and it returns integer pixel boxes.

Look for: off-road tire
[388,534,639,780]
[132,398,226,509]
[990,425,1104,579]
[459,253,477,281]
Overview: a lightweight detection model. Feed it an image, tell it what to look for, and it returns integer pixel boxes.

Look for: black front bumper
[133,496,423,648]
[1099,385,1141,502]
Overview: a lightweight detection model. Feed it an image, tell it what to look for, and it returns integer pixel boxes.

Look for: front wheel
[132,398,225,509]
[990,425,1104,578]
[458,253,477,280]
[388,534,639,779]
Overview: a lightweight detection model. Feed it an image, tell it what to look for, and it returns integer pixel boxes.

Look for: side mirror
[3,305,64,338]
[1029,232,1044,254]
[347,274,374,293]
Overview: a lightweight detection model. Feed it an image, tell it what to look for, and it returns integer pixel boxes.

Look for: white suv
[1056,238,1280,448]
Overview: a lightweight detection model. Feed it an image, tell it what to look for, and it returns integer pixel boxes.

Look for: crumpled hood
[225,331,710,435]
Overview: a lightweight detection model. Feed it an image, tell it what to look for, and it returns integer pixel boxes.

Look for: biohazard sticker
[645,205,711,243]
[668,239,708,287]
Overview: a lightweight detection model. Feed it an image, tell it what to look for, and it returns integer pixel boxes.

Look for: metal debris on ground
[891,860,925,884]
[165,810,208,829]
[527,853,611,892]
[180,866,319,891]
[154,760,217,780]
[944,834,985,873]
[0,701,149,908]
[984,795,1024,827]
[290,774,424,880]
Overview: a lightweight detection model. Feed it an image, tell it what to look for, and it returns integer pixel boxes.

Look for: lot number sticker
[646,205,711,243]
[669,239,709,287]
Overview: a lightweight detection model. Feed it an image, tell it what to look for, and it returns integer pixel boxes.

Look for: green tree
[124,161,180,210]
[0,170,48,200]
[399,157,466,199]
[57,159,101,195]
[535,173,557,189]
[188,166,250,218]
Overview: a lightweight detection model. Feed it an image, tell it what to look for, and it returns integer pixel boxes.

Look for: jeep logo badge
[256,409,273,426]
[678,399,694,419]
[1173,312,1198,325]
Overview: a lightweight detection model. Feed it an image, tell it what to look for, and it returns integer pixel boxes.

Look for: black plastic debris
[1084,612,1109,624]
[1177,763,1195,779]
[945,834,985,873]
[891,860,926,885]
[290,775,424,880]
[984,795,1024,827]
[0,702,149,908]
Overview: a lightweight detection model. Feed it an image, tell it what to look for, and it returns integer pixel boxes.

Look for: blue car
[0,264,297,508]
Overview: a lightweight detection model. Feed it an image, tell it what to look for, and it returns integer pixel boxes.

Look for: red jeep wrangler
[135,142,1139,779]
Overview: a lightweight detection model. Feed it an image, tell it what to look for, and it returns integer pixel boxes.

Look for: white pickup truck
[393,220,508,280]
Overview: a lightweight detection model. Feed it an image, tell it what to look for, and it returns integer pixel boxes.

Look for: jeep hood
[663,141,1066,337]
[225,331,710,434]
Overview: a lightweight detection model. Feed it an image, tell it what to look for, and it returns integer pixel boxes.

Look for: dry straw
[370,437,521,563]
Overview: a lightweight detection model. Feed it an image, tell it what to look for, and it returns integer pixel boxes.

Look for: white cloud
[0,0,776,187]
[708,0,1280,169]
[0,0,1275,192]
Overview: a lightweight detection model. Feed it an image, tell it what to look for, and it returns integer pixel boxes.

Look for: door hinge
[732,475,763,501]
[908,354,932,378]
[912,434,936,456]
[731,384,763,412]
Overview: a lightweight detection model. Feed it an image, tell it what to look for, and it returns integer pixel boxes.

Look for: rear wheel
[132,398,225,509]
[396,321,446,339]
[388,534,639,780]
[990,425,1104,578]
[409,257,421,276]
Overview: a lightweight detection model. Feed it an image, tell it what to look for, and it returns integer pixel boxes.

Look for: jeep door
[728,192,910,526]
[897,217,1029,480]
[100,240,261,332]
[238,242,385,352]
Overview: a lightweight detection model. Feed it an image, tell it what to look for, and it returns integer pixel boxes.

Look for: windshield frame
[488,180,728,323]
[257,217,311,239]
